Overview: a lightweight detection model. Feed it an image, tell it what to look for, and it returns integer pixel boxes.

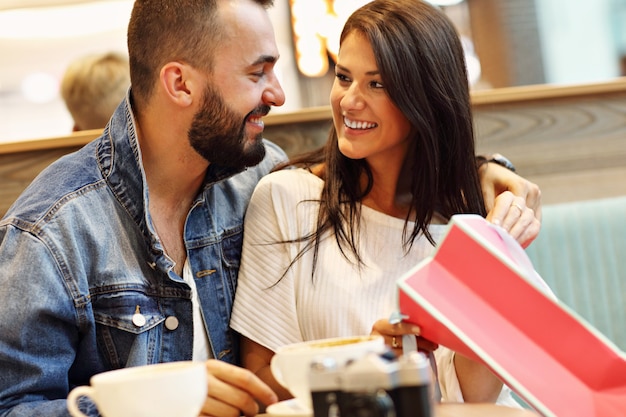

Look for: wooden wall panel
[0,147,82,215]
[472,92,626,203]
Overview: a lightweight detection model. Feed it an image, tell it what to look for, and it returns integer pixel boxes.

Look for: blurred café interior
[1,0,626,141]
[0,0,625,398]
[2,0,626,187]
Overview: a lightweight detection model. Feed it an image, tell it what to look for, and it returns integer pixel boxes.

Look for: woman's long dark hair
[275,0,486,277]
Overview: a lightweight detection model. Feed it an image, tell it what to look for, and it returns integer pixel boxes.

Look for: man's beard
[188,84,268,171]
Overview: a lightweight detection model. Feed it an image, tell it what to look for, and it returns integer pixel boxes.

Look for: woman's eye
[371,81,384,89]
[335,73,350,83]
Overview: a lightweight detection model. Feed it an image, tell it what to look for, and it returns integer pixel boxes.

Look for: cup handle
[269,355,287,388]
[67,385,95,417]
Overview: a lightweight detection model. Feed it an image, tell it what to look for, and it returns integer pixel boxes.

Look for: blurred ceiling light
[290,0,371,77]
[290,0,463,77]
[290,0,329,77]
[0,0,133,39]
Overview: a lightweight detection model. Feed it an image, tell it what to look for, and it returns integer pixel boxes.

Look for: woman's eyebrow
[335,64,379,76]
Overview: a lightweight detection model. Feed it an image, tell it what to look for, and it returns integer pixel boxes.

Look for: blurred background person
[60,51,130,131]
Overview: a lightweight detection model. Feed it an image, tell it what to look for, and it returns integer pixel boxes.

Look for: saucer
[266,399,312,417]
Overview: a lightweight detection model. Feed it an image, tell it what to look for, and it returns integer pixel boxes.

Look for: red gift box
[397,214,626,417]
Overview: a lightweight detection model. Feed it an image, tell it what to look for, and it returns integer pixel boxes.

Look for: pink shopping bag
[397,214,626,417]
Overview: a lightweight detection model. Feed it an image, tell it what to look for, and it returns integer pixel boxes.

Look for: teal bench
[524,195,626,352]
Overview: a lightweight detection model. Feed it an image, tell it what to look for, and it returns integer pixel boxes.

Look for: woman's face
[331,31,412,165]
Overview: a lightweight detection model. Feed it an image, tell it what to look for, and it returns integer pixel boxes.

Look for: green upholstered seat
[525,196,626,351]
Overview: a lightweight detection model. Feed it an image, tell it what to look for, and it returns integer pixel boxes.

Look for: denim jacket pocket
[93,290,165,368]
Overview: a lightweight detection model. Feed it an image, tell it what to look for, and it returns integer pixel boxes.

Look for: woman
[231,0,535,406]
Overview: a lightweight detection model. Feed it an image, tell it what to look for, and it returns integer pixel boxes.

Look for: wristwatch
[488,153,516,172]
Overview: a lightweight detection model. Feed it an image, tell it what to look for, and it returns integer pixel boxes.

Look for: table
[262,402,539,417]
[435,403,538,417]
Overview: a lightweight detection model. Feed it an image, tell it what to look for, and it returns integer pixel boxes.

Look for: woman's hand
[486,191,540,248]
[370,318,438,357]
[199,359,278,417]
[478,161,542,222]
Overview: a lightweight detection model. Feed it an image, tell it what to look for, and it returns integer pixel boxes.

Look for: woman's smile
[343,116,378,131]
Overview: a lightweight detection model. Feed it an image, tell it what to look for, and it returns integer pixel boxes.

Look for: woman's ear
[160,62,194,107]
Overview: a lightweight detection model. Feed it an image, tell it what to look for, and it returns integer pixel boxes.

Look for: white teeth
[344,117,376,130]
[248,116,263,124]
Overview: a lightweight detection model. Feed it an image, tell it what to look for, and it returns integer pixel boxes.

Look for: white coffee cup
[67,361,207,417]
[270,335,386,410]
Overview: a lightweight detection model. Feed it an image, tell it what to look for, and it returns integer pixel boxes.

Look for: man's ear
[160,62,194,107]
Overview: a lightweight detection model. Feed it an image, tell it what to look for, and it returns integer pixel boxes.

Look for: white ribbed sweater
[230,168,519,406]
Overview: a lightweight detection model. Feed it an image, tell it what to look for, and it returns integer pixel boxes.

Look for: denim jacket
[0,95,287,417]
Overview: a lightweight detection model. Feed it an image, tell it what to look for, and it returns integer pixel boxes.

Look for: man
[0,0,539,416]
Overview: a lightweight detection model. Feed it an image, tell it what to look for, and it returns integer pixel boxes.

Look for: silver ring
[511,203,523,213]
[391,336,400,348]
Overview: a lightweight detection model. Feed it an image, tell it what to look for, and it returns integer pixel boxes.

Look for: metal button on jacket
[165,316,179,330]
[132,306,146,327]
